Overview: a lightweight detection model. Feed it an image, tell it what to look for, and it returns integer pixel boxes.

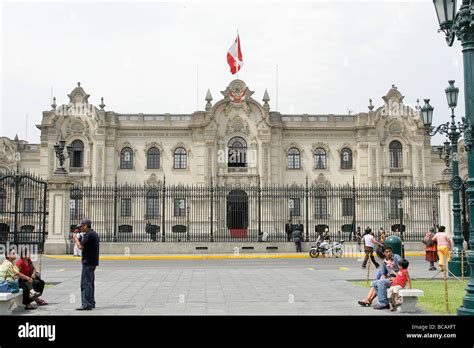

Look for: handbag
[0,280,19,293]
[0,280,10,292]
[8,280,19,293]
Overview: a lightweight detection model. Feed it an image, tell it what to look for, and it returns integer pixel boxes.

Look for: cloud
[1,1,463,147]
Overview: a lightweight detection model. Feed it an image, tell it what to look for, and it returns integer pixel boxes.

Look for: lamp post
[422,83,468,280]
[432,0,474,316]
[53,140,72,174]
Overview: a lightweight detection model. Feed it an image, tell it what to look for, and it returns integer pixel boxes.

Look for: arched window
[341,148,352,169]
[147,147,160,169]
[314,148,326,169]
[389,141,403,168]
[70,140,84,168]
[120,147,134,169]
[174,147,187,169]
[288,148,301,169]
[228,137,247,168]
[146,189,160,218]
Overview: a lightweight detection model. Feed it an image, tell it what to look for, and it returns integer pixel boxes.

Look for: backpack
[423,233,434,247]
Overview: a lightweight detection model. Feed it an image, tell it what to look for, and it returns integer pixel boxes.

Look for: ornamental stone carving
[226,115,249,135]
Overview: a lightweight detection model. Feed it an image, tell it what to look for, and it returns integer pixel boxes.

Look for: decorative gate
[70,181,439,243]
[0,173,48,252]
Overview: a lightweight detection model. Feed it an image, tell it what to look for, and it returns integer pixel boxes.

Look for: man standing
[285,218,292,242]
[72,218,100,310]
[292,220,304,252]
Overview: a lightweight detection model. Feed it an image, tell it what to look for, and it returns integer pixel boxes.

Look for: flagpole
[196,64,199,110]
[236,29,239,80]
[276,64,279,111]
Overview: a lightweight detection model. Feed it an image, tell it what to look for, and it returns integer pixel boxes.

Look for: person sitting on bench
[16,246,48,306]
[0,247,40,310]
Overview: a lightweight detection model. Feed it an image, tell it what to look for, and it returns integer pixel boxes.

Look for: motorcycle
[309,240,345,258]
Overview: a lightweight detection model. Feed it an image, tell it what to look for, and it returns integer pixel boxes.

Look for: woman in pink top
[432,226,451,271]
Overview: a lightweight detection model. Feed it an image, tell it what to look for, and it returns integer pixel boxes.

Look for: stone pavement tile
[184,303,207,315]
[116,308,144,315]
[206,297,226,303]
[206,310,229,315]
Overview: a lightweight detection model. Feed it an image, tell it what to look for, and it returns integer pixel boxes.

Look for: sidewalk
[43,251,425,261]
[16,257,431,316]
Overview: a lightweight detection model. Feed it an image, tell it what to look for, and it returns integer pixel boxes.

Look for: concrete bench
[398,289,424,313]
[0,289,23,315]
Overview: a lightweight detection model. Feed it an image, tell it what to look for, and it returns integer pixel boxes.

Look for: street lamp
[433,0,458,45]
[432,0,474,316]
[438,140,452,167]
[445,79,459,108]
[422,82,469,284]
[53,140,72,174]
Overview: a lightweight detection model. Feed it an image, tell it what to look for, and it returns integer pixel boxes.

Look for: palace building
[0,79,447,187]
[0,79,462,253]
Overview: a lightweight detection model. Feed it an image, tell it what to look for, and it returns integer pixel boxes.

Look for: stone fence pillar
[44,175,74,254]
[435,179,453,236]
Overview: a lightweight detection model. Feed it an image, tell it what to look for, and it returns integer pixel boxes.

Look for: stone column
[44,175,74,254]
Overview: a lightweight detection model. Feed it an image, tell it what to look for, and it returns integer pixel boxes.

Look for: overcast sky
[0,0,466,145]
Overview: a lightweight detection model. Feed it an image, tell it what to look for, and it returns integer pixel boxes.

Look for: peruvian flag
[227,34,243,74]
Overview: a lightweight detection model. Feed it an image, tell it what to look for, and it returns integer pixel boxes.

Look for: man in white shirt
[361,229,381,269]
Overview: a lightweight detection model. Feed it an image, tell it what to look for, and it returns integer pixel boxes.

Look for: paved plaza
[8,255,441,316]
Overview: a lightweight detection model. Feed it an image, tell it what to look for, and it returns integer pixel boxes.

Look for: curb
[43,252,426,261]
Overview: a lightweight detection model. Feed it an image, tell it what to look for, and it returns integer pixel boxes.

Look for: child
[73,225,83,257]
[388,258,412,311]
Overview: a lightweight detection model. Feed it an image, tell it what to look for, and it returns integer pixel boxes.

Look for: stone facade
[0,80,448,188]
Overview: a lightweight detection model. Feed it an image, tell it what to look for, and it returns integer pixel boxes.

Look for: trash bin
[384,235,402,257]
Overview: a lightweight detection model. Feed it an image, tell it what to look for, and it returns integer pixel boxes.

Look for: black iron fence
[69,180,440,243]
[0,172,48,252]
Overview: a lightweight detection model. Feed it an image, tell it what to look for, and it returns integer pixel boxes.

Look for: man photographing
[72,218,100,311]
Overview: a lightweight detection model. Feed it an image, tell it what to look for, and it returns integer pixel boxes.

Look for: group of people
[423,225,452,271]
[0,246,48,310]
[0,216,458,314]
[357,225,455,311]
[285,220,337,252]
[358,246,411,311]
[0,217,100,312]
[285,219,304,252]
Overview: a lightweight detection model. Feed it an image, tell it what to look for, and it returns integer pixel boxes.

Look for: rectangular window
[289,198,301,216]
[342,198,354,217]
[146,197,159,218]
[390,198,402,219]
[315,197,327,219]
[70,199,83,220]
[0,198,6,213]
[174,198,186,217]
[23,198,34,216]
[121,198,132,217]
